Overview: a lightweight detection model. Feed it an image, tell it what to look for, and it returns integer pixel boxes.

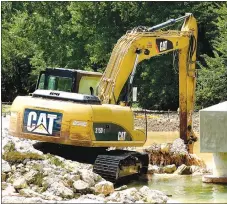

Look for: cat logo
[23,109,62,136]
[160,41,168,51]
[156,39,173,53]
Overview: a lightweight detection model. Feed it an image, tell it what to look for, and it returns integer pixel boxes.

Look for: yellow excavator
[9,13,198,182]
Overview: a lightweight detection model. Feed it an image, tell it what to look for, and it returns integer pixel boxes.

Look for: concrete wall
[200,101,227,153]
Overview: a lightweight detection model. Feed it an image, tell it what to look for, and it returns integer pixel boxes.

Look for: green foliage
[33,173,45,187]
[1,1,226,109]
[196,2,227,109]
[46,153,64,167]
[2,105,11,115]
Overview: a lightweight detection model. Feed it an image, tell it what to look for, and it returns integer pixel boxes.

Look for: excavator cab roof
[36,68,102,94]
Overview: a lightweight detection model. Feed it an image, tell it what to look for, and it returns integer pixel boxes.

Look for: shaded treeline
[1,2,227,109]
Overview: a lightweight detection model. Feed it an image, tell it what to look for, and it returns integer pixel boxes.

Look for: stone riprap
[2,116,169,203]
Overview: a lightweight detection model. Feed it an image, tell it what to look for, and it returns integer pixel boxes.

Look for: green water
[128,174,227,203]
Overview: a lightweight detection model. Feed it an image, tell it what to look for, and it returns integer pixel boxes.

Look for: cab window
[38,74,72,92]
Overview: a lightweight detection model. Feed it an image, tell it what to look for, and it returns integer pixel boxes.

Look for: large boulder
[2,159,11,173]
[24,170,39,184]
[163,164,177,174]
[13,177,28,189]
[42,175,61,188]
[106,187,143,203]
[148,164,162,174]
[160,143,171,154]
[73,180,89,192]
[19,188,43,198]
[47,181,74,199]
[170,139,187,155]
[174,164,191,175]
[80,170,95,187]
[2,183,16,196]
[139,186,168,203]
[94,181,114,196]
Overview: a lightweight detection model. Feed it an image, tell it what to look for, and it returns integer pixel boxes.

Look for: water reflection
[135,131,227,203]
[128,174,227,203]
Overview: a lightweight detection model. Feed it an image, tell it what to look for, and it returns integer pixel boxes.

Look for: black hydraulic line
[147,13,191,32]
[145,109,148,142]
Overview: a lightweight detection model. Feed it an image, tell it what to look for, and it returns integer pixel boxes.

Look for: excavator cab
[36,68,102,96]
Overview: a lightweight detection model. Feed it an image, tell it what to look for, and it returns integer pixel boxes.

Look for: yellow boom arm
[97,13,198,152]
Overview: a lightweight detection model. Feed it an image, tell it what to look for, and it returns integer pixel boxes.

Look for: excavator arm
[97,13,198,153]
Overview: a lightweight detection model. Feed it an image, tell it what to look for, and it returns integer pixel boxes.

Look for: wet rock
[190,165,201,174]
[2,160,11,173]
[73,179,89,192]
[148,164,162,174]
[94,181,114,196]
[174,164,191,175]
[115,185,127,191]
[13,177,28,189]
[163,164,177,174]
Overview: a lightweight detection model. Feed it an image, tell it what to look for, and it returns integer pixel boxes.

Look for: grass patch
[33,173,45,187]
[3,151,44,163]
[46,153,65,168]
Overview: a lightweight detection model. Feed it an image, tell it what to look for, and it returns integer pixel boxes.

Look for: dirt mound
[134,112,199,133]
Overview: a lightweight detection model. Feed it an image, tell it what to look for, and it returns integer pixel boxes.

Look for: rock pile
[144,138,206,167]
[144,138,211,175]
[2,116,169,203]
[134,112,200,133]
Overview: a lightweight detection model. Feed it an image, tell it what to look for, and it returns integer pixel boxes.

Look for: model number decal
[118,131,126,141]
[95,128,105,134]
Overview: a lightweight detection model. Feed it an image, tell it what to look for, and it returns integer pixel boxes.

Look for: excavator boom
[97,13,198,152]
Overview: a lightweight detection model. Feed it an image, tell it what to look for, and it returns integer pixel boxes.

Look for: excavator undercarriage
[93,150,149,183]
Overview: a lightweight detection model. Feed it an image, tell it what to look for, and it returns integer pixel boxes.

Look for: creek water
[134,131,227,203]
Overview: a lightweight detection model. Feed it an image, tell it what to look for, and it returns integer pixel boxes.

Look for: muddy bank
[134,112,199,133]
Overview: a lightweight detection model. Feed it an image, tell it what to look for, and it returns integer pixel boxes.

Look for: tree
[196,2,227,108]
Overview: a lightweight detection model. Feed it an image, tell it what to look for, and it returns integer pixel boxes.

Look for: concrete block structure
[200,101,227,183]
